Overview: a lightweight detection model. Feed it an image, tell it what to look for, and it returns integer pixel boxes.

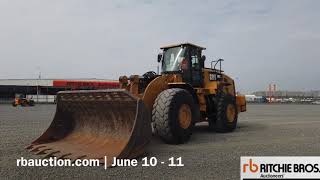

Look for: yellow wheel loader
[26,43,246,166]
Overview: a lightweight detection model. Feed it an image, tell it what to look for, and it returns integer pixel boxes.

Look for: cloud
[0,0,319,92]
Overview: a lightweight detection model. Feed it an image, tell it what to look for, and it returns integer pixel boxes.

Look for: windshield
[162,47,187,72]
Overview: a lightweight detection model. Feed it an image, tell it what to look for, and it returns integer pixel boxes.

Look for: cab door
[190,48,203,87]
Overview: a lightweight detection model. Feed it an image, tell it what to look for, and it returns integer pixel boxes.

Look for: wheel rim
[226,104,236,123]
[178,104,192,129]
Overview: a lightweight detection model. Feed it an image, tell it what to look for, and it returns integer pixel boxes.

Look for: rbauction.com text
[17,157,100,167]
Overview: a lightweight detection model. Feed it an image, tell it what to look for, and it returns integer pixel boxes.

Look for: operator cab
[158,43,206,87]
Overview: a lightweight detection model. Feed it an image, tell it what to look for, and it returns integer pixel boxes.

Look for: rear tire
[210,93,238,133]
[152,88,196,144]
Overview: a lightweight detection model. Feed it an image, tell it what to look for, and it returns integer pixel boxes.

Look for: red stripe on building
[53,80,119,89]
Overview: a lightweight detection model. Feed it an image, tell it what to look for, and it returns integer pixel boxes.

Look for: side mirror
[201,55,206,61]
[157,53,163,63]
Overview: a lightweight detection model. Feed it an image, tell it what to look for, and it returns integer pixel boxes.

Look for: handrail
[211,58,224,73]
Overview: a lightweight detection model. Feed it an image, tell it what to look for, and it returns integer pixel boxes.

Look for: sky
[0,0,319,93]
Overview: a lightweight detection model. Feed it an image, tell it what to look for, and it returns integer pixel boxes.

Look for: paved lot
[1,104,320,179]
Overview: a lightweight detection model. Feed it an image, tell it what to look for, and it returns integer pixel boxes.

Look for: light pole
[36,67,41,103]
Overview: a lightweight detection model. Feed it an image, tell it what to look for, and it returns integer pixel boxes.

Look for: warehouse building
[0,79,119,103]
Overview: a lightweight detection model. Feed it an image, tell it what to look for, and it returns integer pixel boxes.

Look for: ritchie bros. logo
[243,158,320,174]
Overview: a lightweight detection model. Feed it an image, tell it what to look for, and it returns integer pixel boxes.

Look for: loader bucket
[26,89,151,166]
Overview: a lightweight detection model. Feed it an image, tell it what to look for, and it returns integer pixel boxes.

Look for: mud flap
[26,89,152,167]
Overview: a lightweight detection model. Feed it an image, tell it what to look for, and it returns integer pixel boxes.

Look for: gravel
[1,104,320,180]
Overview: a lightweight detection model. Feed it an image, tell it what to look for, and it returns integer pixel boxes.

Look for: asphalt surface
[1,104,320,180]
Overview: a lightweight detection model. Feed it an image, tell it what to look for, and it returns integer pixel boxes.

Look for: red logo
[243,159,259,173]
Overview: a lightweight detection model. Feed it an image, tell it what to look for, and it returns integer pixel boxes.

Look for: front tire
[152,88,196,144]
[210,93,238,133]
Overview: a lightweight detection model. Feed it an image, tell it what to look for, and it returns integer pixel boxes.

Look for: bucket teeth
[25,144,33,149]
[35,148,52,155]
[42,151,60,158]
[69,155,87,162]
[77,155,87,159]
[56,153,72,159]
[29,145,46,152]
